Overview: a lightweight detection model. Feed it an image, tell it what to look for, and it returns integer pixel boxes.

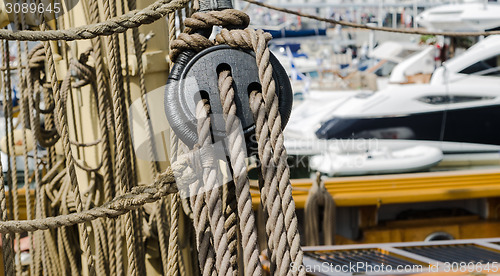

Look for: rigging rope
[243,0,500,37]
[0,2,310,276]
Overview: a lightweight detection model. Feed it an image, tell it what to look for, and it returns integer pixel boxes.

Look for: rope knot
[169,9,251,62]
[215,28,272,49]
[184,9,250,31]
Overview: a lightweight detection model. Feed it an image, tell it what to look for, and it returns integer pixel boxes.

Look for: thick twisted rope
[243,0,500,37]
[18,9,36,274]
[83,0,118,273]
[42,24,96,274]
[223,180,238,275]
[0,0,190,40]
[169,9,304,275]
[166,12,182,276]
[169,9,249,61]
[216,30,292,275]
[217,28,305,275]
[250,90,291,276]
[0,39,16,276]
[198,105,234,276]
[305,173,336,246]
[0,168,178,233]
[167,135,180,276]
[191,100,217,276]
[218,69,262,276]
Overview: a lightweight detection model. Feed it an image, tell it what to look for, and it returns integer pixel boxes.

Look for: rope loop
[169,9,250,61]
[184,9,250,32]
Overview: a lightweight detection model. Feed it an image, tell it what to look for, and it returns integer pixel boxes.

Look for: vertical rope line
[191,99,217,276]
[121,0,148,274]
[166,133,180,275]
[163,11,180,276]
[17,3,36,275]
[4,35,21,276]
[84,0,118,273]
[10,14,23,275]
[247,30,304,276]
[26,43,43,276]
[102,0,137,274]
[2,41,13,225]
[127,0,159,177]
[57,225,69,275]
[167,15,192,275]
[218,69,262,276]
[39,188,52,276]
[222,181,238,273]
[1,39,16,276]
[249,90,288,275]
[40,23,97,276]
[121,0,140,197]
[124,1,156,273]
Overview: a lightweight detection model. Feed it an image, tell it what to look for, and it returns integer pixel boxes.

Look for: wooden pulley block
[164,45,293,154]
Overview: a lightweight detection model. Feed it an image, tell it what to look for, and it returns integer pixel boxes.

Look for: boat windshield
[459,55,500,77]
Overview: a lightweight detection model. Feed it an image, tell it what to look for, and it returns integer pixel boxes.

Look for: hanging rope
[218,69,262,276]
[304,172,336,246]
[168,8,305,276]
[0,2,313,276]
[0,168,178,233]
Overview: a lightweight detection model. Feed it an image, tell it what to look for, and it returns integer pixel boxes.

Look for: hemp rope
[216,28,305,275]
[0,0,191,41]
[0,167,178,233]
[166,12,181,276]
[191,100,217,276]
[101,0,139,273]
[197,101,234,276]
[42,30,96,275]
[249,89,291,276]
[17,7,36,273]
[0,39,16,276]
[304,172,336,246]
[125,0,159,270]
[85,0,118,273]
[168,8,304,275]
[243,0,500,37]
[223,180,238,275]
[12,14,26,276]
[218,69,262,276]
[4,36,22,276]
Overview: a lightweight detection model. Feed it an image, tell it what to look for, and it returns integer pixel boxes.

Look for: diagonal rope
[0,0,191,41]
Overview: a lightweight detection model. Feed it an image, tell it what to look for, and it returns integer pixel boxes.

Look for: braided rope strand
[218,69,262,276]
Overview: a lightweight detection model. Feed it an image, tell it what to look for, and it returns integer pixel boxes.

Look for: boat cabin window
[458,55,500,76]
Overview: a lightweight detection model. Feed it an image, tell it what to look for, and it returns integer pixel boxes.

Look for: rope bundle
[168,9,306,276]
[0,1,307,276]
